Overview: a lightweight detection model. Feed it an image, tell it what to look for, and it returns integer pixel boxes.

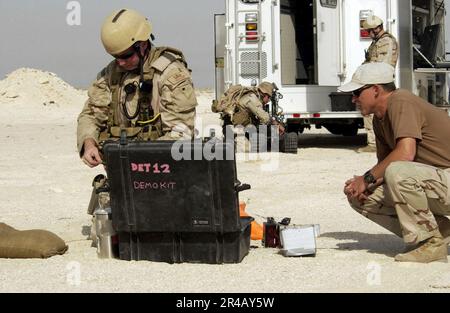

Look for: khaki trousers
[350,161,450,244]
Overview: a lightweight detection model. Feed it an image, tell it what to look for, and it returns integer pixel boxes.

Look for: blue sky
[0,0,225,88]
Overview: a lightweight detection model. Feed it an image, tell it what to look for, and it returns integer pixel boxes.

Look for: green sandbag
[0,223,68,259]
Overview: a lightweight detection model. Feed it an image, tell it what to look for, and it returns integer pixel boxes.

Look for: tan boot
[357,145,377,153]
[436,216,450,244]
[395,236,448,263]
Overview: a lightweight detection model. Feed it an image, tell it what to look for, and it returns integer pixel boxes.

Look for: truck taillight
[246,31,258,41]
[245,13,258,42]
[246,23,257,31]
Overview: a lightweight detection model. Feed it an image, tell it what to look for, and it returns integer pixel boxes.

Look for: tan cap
[101,8,152,55]
[363,15,383,29]
[338,62,395,92]
[258,82,274,96]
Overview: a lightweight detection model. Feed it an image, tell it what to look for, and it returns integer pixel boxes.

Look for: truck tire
[324,124,358,137]
[341,125,358,137]
[287,124,304,134]
[279,132,298,154]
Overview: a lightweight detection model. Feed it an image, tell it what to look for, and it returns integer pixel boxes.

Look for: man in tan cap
[77,8,197,168]
[341,62,450,263]
[358,15,399,153]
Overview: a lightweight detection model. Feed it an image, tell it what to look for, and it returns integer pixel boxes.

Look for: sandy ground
[0,69,450,293]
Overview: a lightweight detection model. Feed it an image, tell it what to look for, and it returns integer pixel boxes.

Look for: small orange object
[239,201,263,240]
[239,201,249,217]
[250,221,263,241]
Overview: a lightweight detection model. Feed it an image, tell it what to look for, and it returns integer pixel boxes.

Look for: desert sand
[0,68,449,293]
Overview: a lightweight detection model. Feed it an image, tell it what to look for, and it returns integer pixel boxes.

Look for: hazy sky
[0,0,224,88]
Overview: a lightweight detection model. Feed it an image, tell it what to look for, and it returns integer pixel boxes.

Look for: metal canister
[94,192,117,259]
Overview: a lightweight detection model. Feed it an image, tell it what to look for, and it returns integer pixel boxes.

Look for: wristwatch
[363,170,376,185]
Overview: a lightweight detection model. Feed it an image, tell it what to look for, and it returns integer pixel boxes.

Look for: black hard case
[103,139,252,263]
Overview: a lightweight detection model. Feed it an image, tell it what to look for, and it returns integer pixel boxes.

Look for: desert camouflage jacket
[77,46,197,155]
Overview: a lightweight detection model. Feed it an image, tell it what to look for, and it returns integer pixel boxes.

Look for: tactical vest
[212,85,261,126]
[365,32,398,66]
[99,47,187,143]
[211,84,245,115]
[232,89,263,127]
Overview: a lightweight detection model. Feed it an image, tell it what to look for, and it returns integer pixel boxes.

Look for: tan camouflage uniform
[350,162,450,245]
[77,46,197,155]
[232,92,270,127]
[362,32,399,150]
[365,32,399,67]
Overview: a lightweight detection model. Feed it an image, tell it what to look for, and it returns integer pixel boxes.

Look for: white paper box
[279,225,318,257]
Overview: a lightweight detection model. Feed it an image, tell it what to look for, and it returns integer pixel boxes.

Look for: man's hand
[82,138,102,168]
[271,119,285,136]
[344,175,369,204]
[277,123,285,136]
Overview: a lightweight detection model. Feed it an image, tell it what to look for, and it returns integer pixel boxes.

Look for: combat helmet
[101,8,152,55]
[363,15,383,30]
[258,82,275,96]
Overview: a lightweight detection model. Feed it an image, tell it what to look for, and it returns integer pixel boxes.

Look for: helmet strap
[132,42,145,83]
[134,41,152,83]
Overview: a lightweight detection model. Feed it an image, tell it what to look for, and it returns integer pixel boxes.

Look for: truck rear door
[315,0,341,86]
[214,14,226,100]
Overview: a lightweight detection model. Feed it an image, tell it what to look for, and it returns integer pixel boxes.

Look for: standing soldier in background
[363,15,398,67]
[358,15,399,153]
[77,8,197,168]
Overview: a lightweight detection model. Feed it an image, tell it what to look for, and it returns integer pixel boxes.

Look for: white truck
[214,0,450,138]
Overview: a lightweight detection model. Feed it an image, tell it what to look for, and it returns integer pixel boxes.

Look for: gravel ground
[0,88,449,293]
